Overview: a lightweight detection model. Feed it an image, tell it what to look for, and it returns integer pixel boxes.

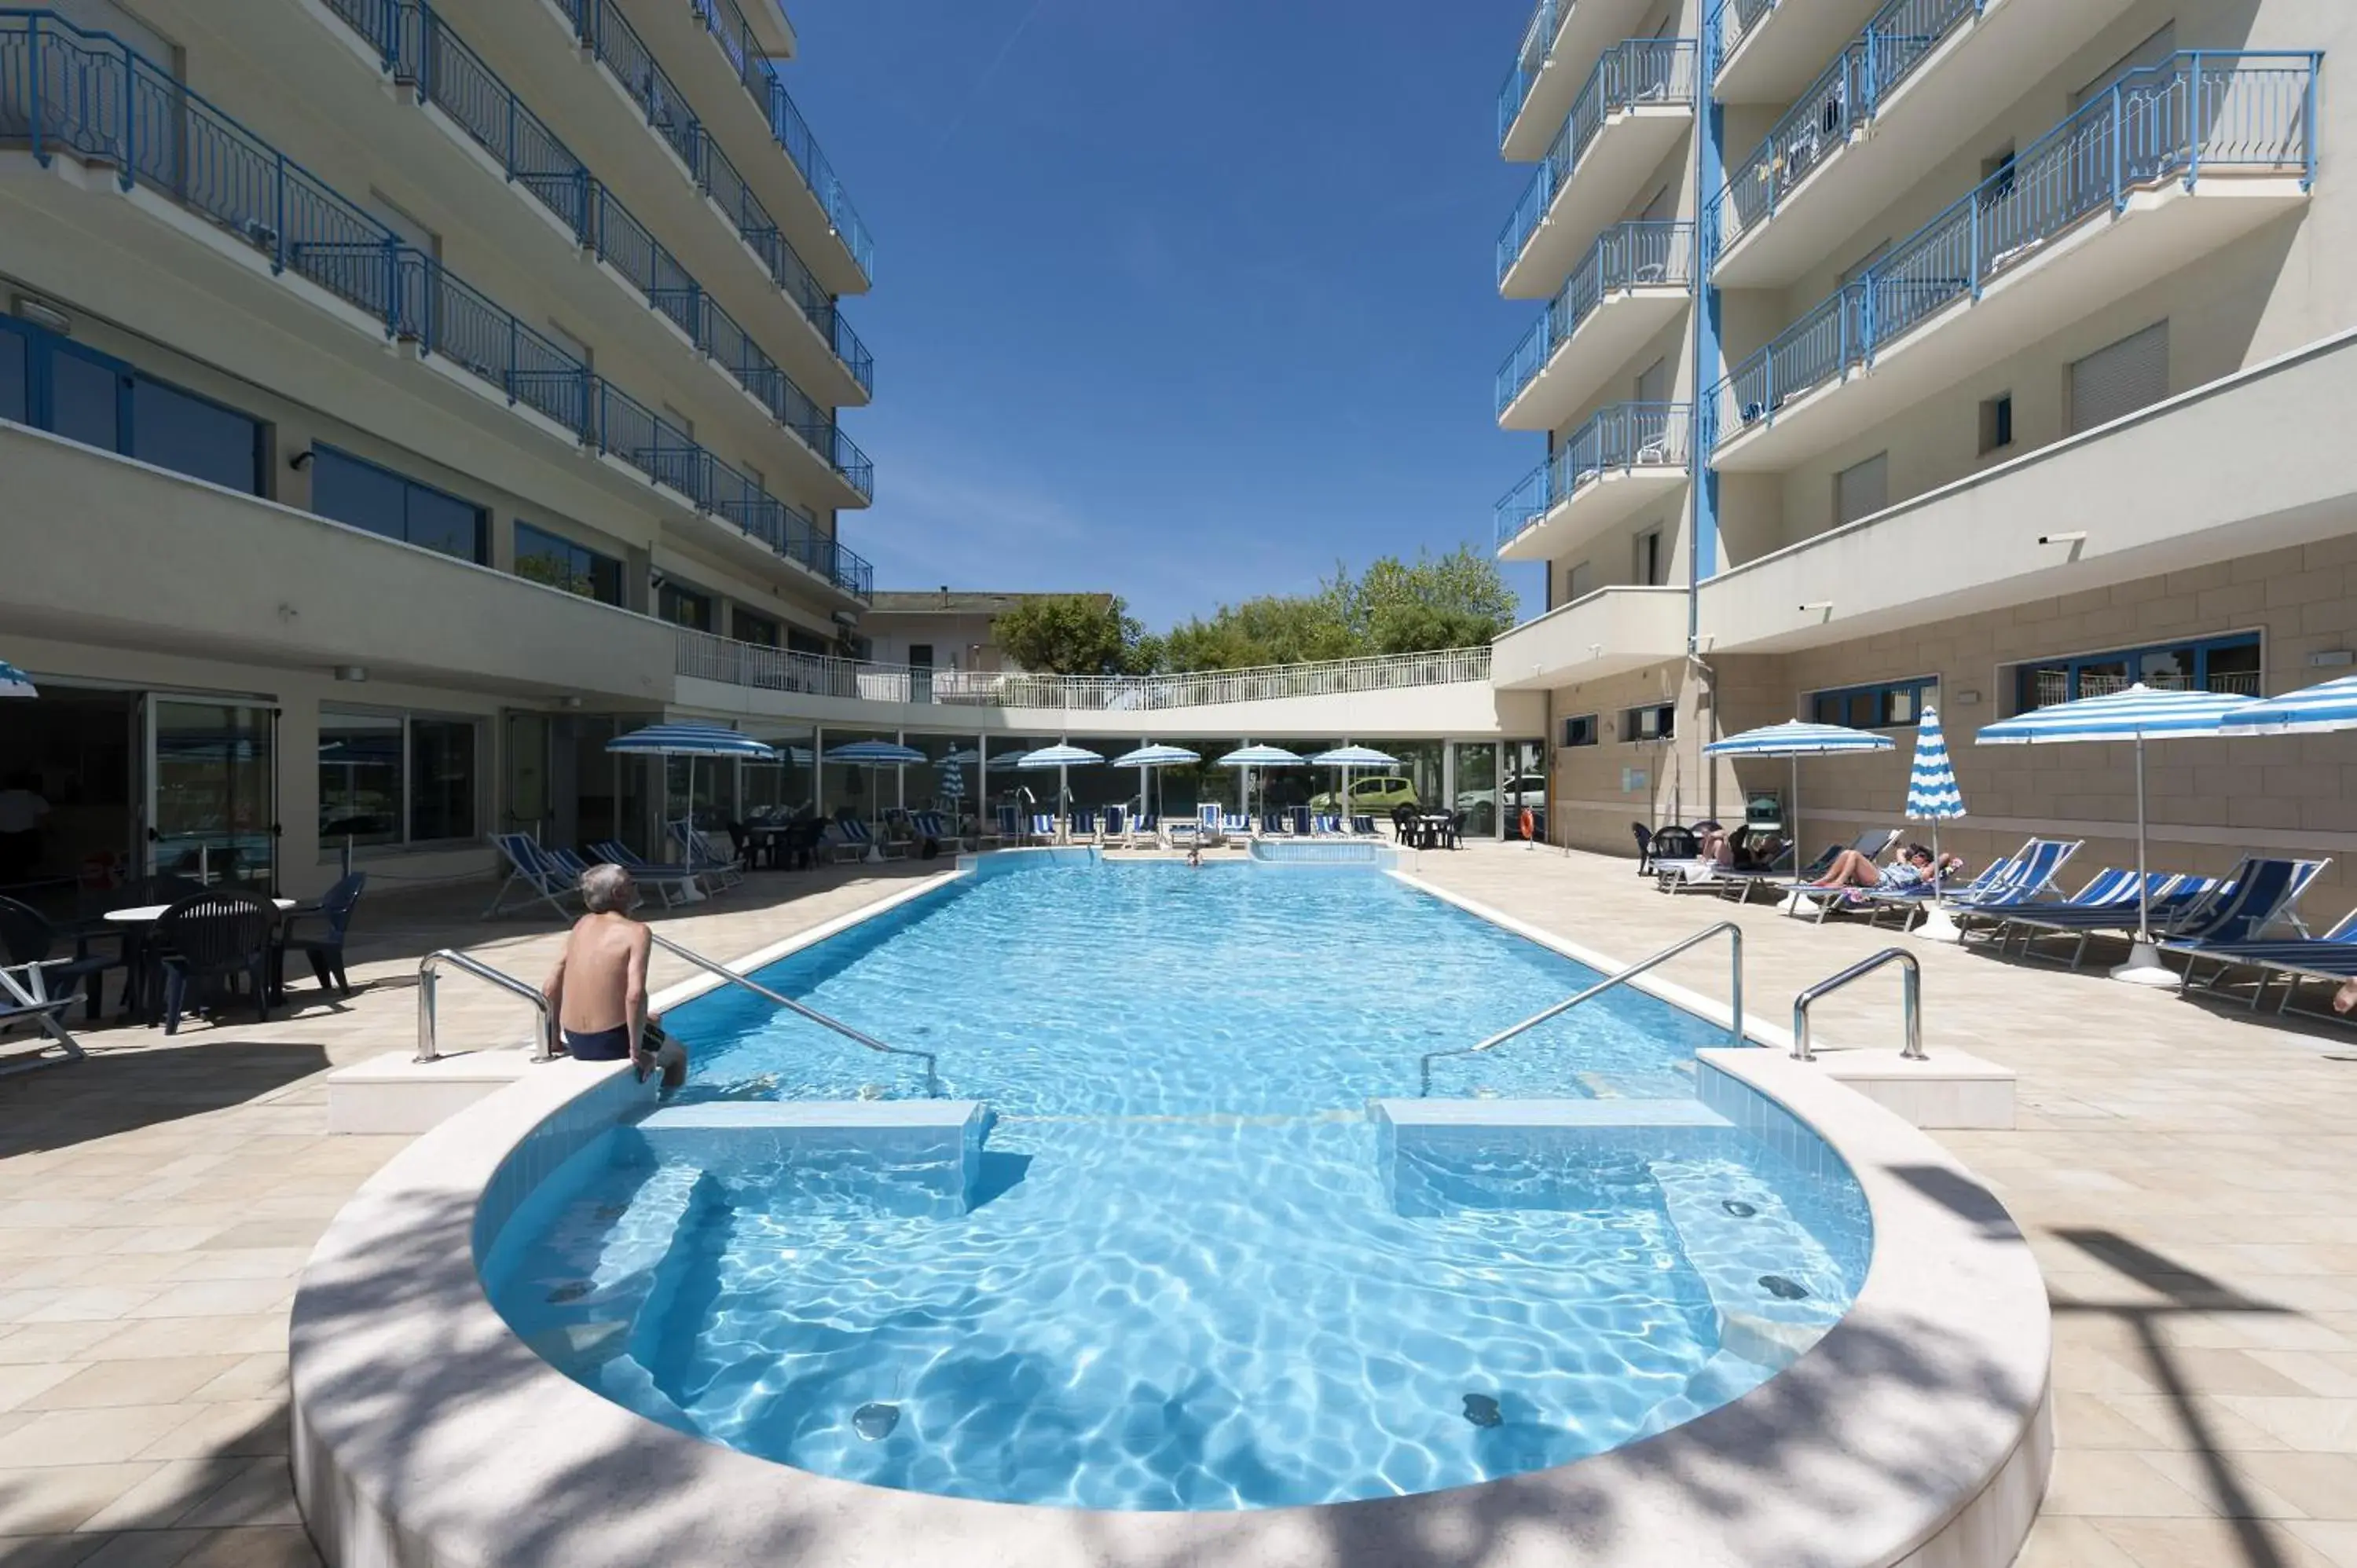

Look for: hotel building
[1486,0,2357,903]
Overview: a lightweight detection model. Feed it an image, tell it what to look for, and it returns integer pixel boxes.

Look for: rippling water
[484,859,1870,1509]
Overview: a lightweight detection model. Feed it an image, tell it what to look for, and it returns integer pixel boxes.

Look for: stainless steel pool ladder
[647,933,941,1097]
[416,949,555,1064]
[1791,947,1924,1063]
[1417,921,1745,1095]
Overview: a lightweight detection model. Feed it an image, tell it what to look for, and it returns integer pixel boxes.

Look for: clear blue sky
[783,0,1546,628]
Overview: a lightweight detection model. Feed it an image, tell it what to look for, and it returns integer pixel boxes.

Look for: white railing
[675,630,1495,712]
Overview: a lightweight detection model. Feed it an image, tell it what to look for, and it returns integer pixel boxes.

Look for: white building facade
[1487,0,2357,907]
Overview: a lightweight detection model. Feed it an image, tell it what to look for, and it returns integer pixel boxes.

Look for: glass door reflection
[150,700,275,888]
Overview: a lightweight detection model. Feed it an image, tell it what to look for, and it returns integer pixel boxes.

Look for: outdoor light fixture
[2037,531,2087,545]
[333,665,367,683]
[1798,601,1833,614]
[289,449,315,471]
[11,294,68,333]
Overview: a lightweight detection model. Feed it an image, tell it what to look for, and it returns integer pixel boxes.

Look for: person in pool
[541,863,686,1086]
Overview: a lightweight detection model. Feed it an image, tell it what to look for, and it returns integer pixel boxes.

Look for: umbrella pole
[1778,755,1807,913]
[1915,817,1962,943]
[2111,733,2175,985]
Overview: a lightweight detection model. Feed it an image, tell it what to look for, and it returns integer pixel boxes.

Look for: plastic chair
[1630,822,1655,874]
[156,889,277,1035]
[279,873,366,998]
[0,896,126,1021]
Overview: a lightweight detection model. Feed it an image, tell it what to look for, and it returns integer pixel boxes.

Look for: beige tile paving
[0,843,2351,1566]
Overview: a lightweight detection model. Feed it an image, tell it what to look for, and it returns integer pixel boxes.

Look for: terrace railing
[0,9,875,595]
[1706,0,1782,79]
[1495,0,1566,145]
[1496,220,1695,415]
[1708,52,2318,448]
[321,0,870,398]
[678,0,874,283]
[1497,38,1697,285]
[1494,402,1692,548]
[676,632,1494,711]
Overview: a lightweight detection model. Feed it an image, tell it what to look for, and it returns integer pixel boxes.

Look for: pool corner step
[623,1100,992,1216]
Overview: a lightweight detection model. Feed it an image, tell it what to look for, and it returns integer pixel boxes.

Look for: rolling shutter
[2069,321,2168,434]
[1835,452,1888,525]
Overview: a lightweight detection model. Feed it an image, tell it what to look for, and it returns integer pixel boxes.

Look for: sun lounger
[1865,838,2083,930]
[1219,809,1254,843]
[2165,906,2357,1011]
[1163,816,1202,851]
[585,842,704,907]
[1996,856,2322,969]
[1194,804,1226,845]
[981,806,1017,849]
[669,822,743,888]
[1025,814,1057,846]
[1127,811,1157,848]
[486,832,581,919]
[1069,809,1100,844]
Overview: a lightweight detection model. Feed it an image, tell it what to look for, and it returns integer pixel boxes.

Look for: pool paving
[1,843,2355,1567]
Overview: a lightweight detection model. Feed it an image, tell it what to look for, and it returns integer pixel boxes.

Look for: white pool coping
[291,859,2051,1568]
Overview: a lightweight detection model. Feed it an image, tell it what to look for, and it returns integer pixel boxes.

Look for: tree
[1146,548,1515,670]
[992,594,1145,676]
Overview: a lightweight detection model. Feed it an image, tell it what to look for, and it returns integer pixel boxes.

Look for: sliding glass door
[146,698,276,888]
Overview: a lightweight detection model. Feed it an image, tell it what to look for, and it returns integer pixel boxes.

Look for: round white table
[104,898,296,923]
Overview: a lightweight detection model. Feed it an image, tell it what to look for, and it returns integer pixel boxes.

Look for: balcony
[1497,404,1692,562]
[325,0,871,405]
[1695,327,2357,657]
[578,0,873,291]
[1708,0,1882,105]
[1497,0,1661,161]
[1492,586,1690,690]
[1497,38,1696,299]
[1710,0,2137,290]
[0,10,875,594]
[1710,53,2315,475]
[1498,221,1693,429]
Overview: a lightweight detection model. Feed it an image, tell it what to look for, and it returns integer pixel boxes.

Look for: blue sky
[783,1,1545,628]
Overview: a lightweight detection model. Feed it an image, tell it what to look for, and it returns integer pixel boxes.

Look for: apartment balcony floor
[1500,106,1693,301]
[1712,0,1882,106]
[1712,174,2310,475]
[1500,0,1659,162]
[1711,0,2136,290]
[1499,467,1689,565]
[1492,585,1689,690]
[1698,325,2357,657]
[1499,284,1691,431]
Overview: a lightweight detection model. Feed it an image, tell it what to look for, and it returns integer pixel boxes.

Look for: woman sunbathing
[1812,843,1956,891]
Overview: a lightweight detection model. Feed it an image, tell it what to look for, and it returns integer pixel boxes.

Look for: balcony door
[145,697,276,889]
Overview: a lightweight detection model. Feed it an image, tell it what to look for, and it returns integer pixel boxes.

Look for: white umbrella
[1977,683,2256,984]
[1701,720,1896,884]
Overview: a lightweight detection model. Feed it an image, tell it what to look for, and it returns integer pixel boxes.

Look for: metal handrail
[1418,921,1744,1094]
[416,949,555,1064]
[648,932,940,1097]
[1791,947,1923,1062]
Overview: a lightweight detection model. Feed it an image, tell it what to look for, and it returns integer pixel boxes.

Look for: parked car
[1453,774,1548,814]
[1308,775,1420,813]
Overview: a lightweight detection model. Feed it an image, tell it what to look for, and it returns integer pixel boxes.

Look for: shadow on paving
[0,1039,330,1157]
[2055,1226,2305,1568]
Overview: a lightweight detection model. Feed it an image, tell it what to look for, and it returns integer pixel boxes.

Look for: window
[2070,321,2168,434]
[658,580,715,632]
[2013,632,2261,713]
[1621,703,1675,742]
[1835,452,1888,525]
[1634,356,1669,408]
[515,522,624,605]
[318,709,480,849]
[311,446,486,562]
[787,626,830,656]
[733,609,781,647]
[1633,528,1663,586]
[1978,393,2014,456]
[1562,714,1599,747]
[1980,145,2017,199]
[2070,24,2175,111]
[1565,560,1595,603]
[0,316,265,494]
[908,643,935,669]
[1809,676,1937,729]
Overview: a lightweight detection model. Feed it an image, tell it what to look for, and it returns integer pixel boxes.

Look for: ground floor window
[1561,714,1599,747]
[1621,704,1674,742]
[319,709,481,852]
[2011,632,2260,713]
[1809,676,1935,729]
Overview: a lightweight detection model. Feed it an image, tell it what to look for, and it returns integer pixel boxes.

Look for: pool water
[484,859,1871,1510]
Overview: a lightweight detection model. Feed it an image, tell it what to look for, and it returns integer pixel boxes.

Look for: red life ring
[1518,807,1535,843]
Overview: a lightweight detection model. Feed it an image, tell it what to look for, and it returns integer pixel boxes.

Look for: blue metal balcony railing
[321,0,871,399]
[0,9,875,595]
[1497,38,1697,286]
[1494,402,1693,548]
[1496,220,1695,416]
[1706,0,1782,77]
[1495,0,1564,146]
[1708,52,2319,448]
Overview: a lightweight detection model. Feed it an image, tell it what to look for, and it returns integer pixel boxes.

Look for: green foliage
[1153,548,1514,671]
[991,595,1146,676]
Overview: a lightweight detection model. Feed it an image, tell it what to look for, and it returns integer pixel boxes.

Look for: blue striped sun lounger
[2165,907,2357,1013]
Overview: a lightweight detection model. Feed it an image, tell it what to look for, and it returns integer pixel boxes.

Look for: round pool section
[478,858,1872,1511]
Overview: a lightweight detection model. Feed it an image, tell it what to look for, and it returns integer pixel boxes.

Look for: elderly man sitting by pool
[541,863,687,1086]
[1809,842,1961,892]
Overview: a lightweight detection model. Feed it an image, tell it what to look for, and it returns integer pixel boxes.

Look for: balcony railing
[679,0,873,284]
[1496,0,1567,145]
[677,632,1496,710]
[1496,220,1694,415]
[1494,402,1692,548]
[0,9,875,594]
[1706,0,1783,75]
[1709,52,2318,447]
[323,0,871,399]
[1497,38,1696,286]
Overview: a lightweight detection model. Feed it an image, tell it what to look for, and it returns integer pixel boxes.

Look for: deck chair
[1992,858,2293,970]
[1098,805,1126,846]
[1027,814,1058,846]
[0,951,88,1075]
[1196,803,1226,844]
[1219,808,1254,842]
[1129,811,1158,848]
[1163,816,1202,851]
[2166,905,2357,1010]
[486,832,580,918]
[587,843,705,907]
[671,822,743,887]
[1069,809,1100,844]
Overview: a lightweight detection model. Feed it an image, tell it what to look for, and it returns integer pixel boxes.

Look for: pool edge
[290,866,2053,1568]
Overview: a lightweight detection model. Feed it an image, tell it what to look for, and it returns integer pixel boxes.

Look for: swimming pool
[482,857,1872,1511]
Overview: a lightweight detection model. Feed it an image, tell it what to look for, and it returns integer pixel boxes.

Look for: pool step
[620,1099,992,1218]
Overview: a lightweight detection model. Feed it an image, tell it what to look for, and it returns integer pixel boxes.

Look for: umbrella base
[863,847,885,866]
[1911,906,1964,944]
[676,881,708,904]
[2110,941,2179,987]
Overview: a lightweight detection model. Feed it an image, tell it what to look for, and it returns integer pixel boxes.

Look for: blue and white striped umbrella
[823,739,926,765]
[1702,721,1892,879]
[937,762,966,799]
[1307,745,1399,768]
[1905,706,1965,821]
[2217,673,2357,737]
[1109,744,1200,768]
[1977,684,2256,954]
[0,659,35,699]
[1219,744,1307,767]
[606,722,778,760]
[1016,743,1105,771]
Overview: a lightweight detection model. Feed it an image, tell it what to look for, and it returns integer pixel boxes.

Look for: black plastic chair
[280,873,366,998]
[1650,826,1702,863]
[155,889,276,1035]
[1630,822,1655,874]
[0,896,126,1021]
